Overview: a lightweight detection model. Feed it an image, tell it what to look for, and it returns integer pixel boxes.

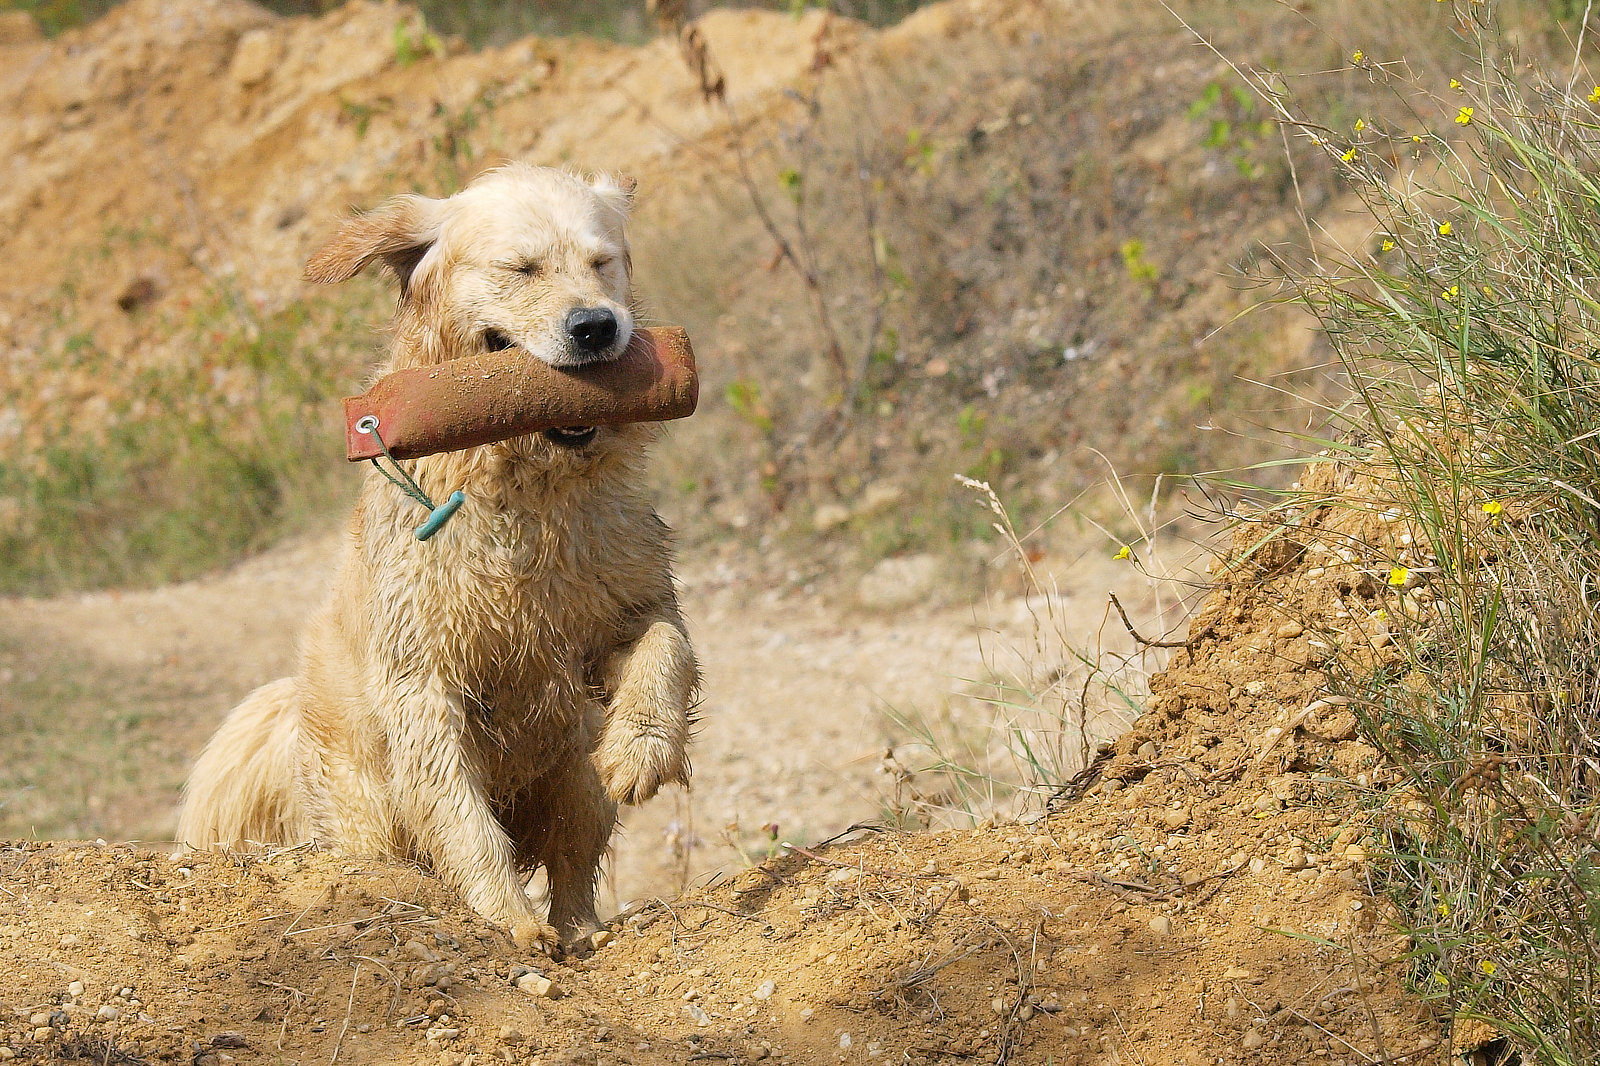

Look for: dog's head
[306,164,635,373]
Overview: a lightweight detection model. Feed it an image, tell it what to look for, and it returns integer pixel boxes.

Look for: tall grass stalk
[880,473,1192,828]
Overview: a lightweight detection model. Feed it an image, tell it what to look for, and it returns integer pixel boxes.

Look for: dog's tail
[176,677,305,851]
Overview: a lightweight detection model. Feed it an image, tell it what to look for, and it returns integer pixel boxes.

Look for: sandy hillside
[0,0,1471,1063]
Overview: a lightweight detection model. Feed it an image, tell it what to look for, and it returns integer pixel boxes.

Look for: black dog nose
[565,307,618,355]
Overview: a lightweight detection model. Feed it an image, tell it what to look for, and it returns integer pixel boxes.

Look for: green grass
[0,632,192,841]
[0,283,377,595]
[1248,13,1600,1062]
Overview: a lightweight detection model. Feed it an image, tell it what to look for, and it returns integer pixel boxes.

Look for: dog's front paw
[508,918,562,956]
[593,724,689,805]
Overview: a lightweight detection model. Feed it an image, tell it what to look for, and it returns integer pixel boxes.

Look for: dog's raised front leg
[385,672,559,953]
[592,616,697,805]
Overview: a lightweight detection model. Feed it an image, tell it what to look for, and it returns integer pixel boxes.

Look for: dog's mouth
[483,328,516,353]
[543,426,598,448]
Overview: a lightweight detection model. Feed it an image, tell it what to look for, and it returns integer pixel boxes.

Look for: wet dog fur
[176,164,698,952]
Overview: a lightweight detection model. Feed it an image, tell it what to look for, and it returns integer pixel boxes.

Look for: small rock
[1323,711,1359,742]
[991,997,1006,1014]
[0,11,43,45]
[404,939,440,963]
[857,482,904,515]
[1343,844,1368,865]
[32,1029,53,1045]
[425,1026,459,1044]
[1241,1028,1266,1050]
[1281,846,1308,871]
[838,1032,852,1049]
[0,1045,14,1060]
[1276,621,1304,639]
[229,28,281,88]
[57,935,79,949]
[753,979,776,1000]
[1162,807,1191,830]
[95,1005,120,1023]
[589,930,613,950]
[1223,966,1252,980]
[1136,741,1160,761]
[974,867,1002,881]
[856,554,941,610]
[498,1027,526,1045]
[685,1004,711,1027]
[66,981,84,998]
[1148,916,1173,936]
[1252,794,1282,813]
[515,972,556,998]
[812,503,850,531]
[28,1014,48,1029]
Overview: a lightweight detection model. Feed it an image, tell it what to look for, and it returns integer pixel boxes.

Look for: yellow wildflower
[1437,902,1451,917]
[1451,78,1463,90]
[1351,50,1364,64]
[1480,960,1497,976]
[1115,545,1132,561]
[1412,134,1422,143]
[1456,106,1475,125]
[1439,221,1453,236]
[1432,972,1449,986]
[1482,500,1503,516]
[1354,118,1366,131]
[1341,148,1357,163]
[1389,566,1410,587]
[1381,238,1395,252]
[1442,285,1459,300]
[1589,86,1600,104]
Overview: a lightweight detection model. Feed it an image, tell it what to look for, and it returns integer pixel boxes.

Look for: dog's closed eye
[484,329,515,352]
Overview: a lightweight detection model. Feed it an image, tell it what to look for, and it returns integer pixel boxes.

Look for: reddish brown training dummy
[343,326,698,462]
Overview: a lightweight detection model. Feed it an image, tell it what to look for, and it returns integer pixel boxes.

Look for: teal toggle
[413,490,466,542]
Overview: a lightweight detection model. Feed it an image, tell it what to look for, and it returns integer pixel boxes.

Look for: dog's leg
[506,747,618,951]
[593,616,697,805]
[386,673,559,953]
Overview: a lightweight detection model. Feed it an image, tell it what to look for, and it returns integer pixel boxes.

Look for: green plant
[1119,238,1159,287]
[1245,17,1600,1062]
[392,14,445,66]
[1187,78,1275,180]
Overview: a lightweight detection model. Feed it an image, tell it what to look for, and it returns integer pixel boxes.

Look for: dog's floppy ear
[304,194,444,290]
[589,173,636,217]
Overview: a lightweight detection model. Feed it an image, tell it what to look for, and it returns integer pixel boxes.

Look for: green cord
[358,416,437,511]
[354,416,467,541]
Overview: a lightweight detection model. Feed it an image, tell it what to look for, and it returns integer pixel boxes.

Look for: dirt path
[0,527,1173,907]
[0,521,1177,902]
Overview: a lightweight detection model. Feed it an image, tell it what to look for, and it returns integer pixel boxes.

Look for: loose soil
[0,462,1452,1064]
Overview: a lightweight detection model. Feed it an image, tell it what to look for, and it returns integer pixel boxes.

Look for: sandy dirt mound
[0,459,1448,1065]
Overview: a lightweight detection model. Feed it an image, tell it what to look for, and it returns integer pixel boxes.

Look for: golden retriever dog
[177,164,698,953]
